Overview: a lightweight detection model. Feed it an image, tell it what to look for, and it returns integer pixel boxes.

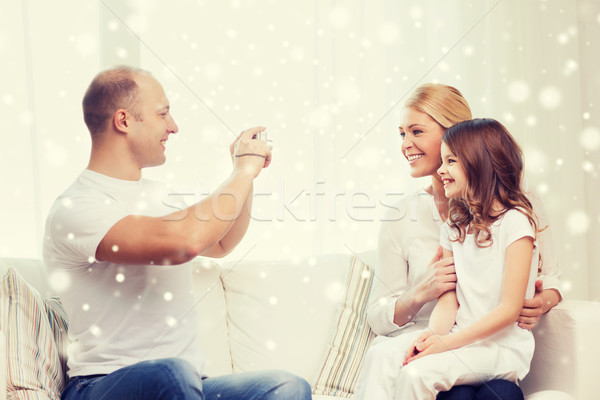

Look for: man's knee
[143,358,203,399]
[264,370,312,400]
[146,358,197,379]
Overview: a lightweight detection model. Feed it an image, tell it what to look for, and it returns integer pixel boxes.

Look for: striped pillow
[312,255,376,397]
[1,268,67,400]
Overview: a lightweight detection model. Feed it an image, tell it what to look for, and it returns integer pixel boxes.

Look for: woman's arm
[391,247,456,328]
[406,236,533,362]
[519,193,563,329]
[368,220,456,335]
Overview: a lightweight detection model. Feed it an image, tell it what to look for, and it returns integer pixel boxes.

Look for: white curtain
[1,0,598,301]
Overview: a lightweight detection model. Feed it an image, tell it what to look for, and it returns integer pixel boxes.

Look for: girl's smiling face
[437,142,467,199]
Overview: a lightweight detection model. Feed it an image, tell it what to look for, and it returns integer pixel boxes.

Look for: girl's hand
[414,246,457,304]
[404,333,453,364]
[403,331,432,365]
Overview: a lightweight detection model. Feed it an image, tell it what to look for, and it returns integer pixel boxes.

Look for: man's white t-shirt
[43,169,204,378]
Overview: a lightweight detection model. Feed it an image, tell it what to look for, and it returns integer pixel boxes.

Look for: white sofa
[2,253,599,400]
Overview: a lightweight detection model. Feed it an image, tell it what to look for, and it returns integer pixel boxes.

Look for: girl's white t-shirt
[369,188,562,337]
[439,209,538,378]
[43,169,204,378]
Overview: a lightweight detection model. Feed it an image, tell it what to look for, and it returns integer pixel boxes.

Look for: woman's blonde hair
[405,83,473,128]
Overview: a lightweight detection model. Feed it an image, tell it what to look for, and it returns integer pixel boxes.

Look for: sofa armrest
[521,299,600,399]
[1,330,6,400]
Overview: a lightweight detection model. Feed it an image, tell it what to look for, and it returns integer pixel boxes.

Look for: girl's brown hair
[443,118,541,247]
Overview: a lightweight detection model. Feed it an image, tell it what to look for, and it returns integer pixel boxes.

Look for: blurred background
[1,0,599,301]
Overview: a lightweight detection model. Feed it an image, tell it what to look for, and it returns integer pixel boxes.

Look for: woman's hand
[518,280,561,330]
[414,246,457,304]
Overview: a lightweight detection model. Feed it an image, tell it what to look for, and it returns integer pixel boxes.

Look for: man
[43,66,311,400]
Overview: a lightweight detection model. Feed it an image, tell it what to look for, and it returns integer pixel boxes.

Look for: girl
[355,118,540,399]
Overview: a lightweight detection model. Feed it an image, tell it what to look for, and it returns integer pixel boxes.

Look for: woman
[366,84,562,399]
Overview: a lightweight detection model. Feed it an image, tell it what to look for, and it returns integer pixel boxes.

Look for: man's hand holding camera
[230,127,272,178]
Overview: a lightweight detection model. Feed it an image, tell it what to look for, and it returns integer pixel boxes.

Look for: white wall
[1,0,598,301]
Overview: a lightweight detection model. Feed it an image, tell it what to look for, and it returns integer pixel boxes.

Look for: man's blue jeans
[61,358,312,400]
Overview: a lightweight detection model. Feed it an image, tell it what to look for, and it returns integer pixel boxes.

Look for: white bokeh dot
[507,80,530,103]
[82,303,90,311]
[563,59,578,75]
[45,141,68,166]
[269,296,278,305]
[49,270,71,292]
[90,325,102,337]
[582,161,594,173]
[523,147,546,172]
[265,340,277,351]
[328,6,350,29]
[115,273,125,283]
[557,33,569,44]
[326,281,345,303]
[537,183,549,194]
[539,86,562,109]
[502,112,515,124]
[3,94,14,105]
[62,198,74,208]
[409,6,424,20]
[20,111,34,126]
[165,316,177,327]
[525,116,537,127]
[112,245,119,252]
[75,33,97,57]
[204,63,221,80]
[579,127,600,151]
[164,292,173,301]
[566,210,590,235]
[378,23,400,44]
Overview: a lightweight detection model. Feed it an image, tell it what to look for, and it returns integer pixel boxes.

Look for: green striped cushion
[312,255,376,397]
[1,268,68,400]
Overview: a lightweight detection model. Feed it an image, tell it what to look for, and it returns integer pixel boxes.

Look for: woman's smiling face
[398,107,446,178]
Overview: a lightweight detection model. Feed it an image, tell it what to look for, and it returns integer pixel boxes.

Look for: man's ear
[113,109,130,133]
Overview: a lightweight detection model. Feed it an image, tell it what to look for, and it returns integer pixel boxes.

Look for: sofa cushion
[312,255,376,398]
[1,267,68,400]
[221,254,349,381]
[190,258,233,376]
[44,297,69,381]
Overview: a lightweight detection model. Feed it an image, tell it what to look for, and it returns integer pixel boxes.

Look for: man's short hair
[82,66,147,136]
